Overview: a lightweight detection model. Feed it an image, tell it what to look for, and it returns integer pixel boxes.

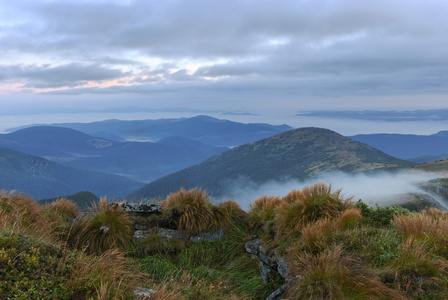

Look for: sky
[0,0,448,132]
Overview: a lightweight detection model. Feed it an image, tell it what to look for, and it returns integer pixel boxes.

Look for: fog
[219,170,446,210]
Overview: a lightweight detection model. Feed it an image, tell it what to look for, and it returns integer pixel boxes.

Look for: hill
[414,159,448,173]
[0,148,143,199]
[39,191,100,211]
[0,126,227,182]
[128,127,414,200]
[8,115,291,147]
[349,131,448,162]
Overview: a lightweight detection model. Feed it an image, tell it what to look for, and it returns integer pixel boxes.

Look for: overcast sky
[1,0,448,118]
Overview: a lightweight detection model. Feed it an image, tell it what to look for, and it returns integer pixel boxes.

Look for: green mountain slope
[0,148,143,199]
[128,127,415,200]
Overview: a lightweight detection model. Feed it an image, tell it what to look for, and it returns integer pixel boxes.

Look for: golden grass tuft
[41,198,80,241]
[69,198,134,254]
[218,199,247,219]
[394,238,448,296]
[275,182,352,237]
[247,195,282,232]
[300,218,335,253]
[0,191,52,241]
[339,207,362,229]
[72,249,148,299]
[162,188,227,236]
[288,246,407,299]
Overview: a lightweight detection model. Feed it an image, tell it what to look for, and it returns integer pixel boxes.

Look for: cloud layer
[1,0,448,110]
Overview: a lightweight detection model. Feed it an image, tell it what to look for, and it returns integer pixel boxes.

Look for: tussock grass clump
[393,210,448,258]
[299,218,335,253]
[338,207,362,229]
[41,198,80,241]
[162,188,231,236]
[0,191,52,241]
[69,198,134,255]
[275,182,352,237]
[218,199,247,220]
[394,238,448,297]
[287,246,406,299]
[248,195,282,232]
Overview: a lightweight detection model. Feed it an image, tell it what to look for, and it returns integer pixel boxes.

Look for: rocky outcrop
[245,237,297,300]
[120,202,225,243]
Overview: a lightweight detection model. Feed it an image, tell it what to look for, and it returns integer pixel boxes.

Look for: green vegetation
[3,183,448,299]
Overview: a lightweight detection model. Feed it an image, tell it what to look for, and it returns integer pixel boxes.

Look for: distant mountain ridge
[0,126,227,182]
[349,131,448,162]
[7,115,291,147]
[0,148,143,200]
[128,127,414,201]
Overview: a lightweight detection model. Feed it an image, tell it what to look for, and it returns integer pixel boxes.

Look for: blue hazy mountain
[0,126,228,182]
[0,148,143,200]
[349,131,448,162]
[128,127,414,201]
[9,115,291,147]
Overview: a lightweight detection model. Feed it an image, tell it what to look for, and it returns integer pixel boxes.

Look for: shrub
[300,218,335,253]
[248,195,281,233]
[162,188,227,236]
[355,200,409,227]
[287,246,406,299]
[69,198,134,255]
[275,182,352,237]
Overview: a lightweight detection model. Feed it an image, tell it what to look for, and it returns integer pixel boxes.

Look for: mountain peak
[128,127,414,200]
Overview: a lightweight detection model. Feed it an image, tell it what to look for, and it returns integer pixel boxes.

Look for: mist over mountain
[128,127,414,201]
[0,148,143,199]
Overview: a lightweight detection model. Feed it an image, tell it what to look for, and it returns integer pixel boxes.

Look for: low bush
[248,195,281,233]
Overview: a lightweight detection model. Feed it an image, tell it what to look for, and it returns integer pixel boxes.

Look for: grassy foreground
[2,183,448,299]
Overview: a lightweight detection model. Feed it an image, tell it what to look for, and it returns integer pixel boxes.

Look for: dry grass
[339,207,362,230]
[41,198,80,241]
[0,191,52,241]
[162,188,227,236]
[394,238,448,296]
[218,199,247,219]
[69,198,134,255]
[300,218,335,253]
[247,195,282,232]
[72,249,148,299]
[288,246,407,299]
[275,182,352,237]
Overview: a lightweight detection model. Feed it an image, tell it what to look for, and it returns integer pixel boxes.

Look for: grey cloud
[1,0,448,102]
[0,63,129,88]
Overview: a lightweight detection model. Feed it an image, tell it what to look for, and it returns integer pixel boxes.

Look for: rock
[266,284,287,300]
[157,228,188,240]
[120,202,162,214]
[259,261,274,283]
[189,228,225,242]
[133,287,156,298]
[134,230,152,241]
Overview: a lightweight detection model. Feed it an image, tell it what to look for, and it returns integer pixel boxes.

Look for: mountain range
[8,115,291,147]
[0,126,227,182]
[0,148,142,199]
[127,127,415,201]
[349,131,448,162]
